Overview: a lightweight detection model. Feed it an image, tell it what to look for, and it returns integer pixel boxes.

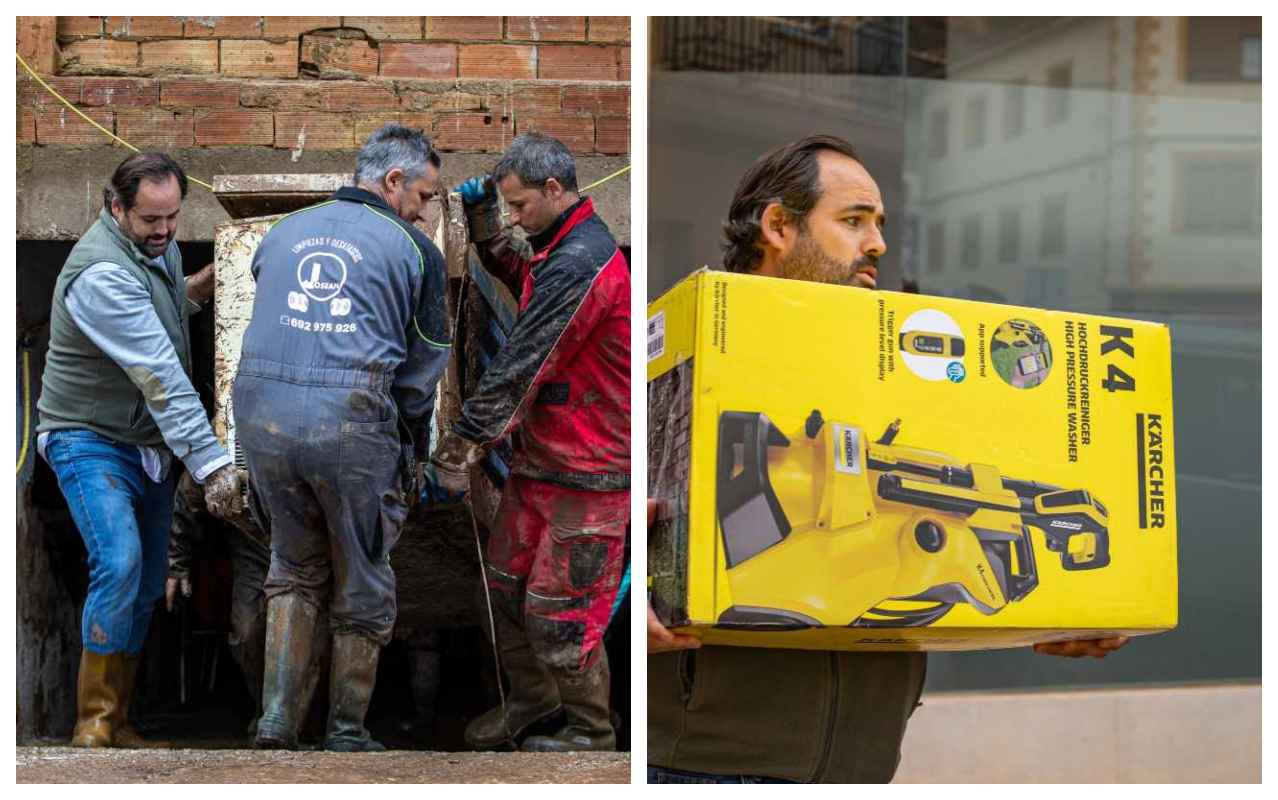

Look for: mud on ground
[16,747,631,784]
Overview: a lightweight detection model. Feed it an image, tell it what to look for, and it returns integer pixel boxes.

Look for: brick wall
[16,16,630,155]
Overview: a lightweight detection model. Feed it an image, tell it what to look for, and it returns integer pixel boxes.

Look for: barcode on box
[647,311,666,362]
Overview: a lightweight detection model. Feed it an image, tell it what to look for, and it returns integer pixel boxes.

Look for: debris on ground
[16,747,630,784]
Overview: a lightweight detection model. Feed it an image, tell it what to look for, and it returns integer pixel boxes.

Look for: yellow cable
[16,349,31,476]
[580,164,631,193]
[16,51,215,192]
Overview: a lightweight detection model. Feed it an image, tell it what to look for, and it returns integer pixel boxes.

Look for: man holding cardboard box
[647,135,1127,783]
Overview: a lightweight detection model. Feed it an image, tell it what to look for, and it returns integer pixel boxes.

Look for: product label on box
[1062,319,1093,461]
[647,311,665,362]
[832,423,862,474]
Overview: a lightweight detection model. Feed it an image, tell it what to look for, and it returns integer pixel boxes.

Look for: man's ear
[758,202,796,256]
[542,177,564,199]
[384,167,405,193]
[110,196,124,222]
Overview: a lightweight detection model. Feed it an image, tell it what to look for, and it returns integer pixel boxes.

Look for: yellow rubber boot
[70,650,121,747]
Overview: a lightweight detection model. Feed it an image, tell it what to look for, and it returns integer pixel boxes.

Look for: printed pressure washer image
[716,411,1109,630]
[898,308,965,382]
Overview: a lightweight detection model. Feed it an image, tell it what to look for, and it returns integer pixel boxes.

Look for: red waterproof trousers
[485,475,628,672]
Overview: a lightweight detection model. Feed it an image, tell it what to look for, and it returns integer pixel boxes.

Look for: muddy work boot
[465,613,561,749]
[70,650,123,747]
[521,650,615,753]
[255,594,319,750]
[112,655,172,749]
[324,632,385,752]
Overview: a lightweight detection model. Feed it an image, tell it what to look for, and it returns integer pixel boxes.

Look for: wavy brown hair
[722,134,862,273]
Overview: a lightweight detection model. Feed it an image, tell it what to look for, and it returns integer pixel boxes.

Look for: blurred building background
[648,16,1260,782]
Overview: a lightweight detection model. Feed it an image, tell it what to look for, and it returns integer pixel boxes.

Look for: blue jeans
[647,766,795,784]
[44,429,175,655]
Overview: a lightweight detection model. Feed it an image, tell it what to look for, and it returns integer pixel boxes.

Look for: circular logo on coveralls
[296,252,348,302]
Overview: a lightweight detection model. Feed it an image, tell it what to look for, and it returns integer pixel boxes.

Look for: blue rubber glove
[455,175,494,206]
[420,463,467,507]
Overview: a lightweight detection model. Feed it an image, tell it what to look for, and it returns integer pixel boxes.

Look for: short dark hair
[492,132,578,193]
[103,152,188,212]
[722,134,863,273]
[356,123,440,185]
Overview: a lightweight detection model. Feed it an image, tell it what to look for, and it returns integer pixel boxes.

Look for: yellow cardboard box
[647,270,1178,651]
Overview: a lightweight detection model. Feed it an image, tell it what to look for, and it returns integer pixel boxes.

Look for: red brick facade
[17,16,630,154]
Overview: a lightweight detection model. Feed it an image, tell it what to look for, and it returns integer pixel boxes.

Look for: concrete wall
[15,147,631,244]
[897,683,1260,782]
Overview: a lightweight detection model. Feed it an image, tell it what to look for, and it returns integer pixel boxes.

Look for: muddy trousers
[234,371,410,644]
[226,535,329,728]
[485,476,629,675]
[226,535,270,715]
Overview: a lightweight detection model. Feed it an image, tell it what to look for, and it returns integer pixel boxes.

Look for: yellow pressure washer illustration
[714,412,1110,630]
[899,331,965,358]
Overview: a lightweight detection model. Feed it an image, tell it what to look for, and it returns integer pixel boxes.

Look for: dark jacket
[456,197,630,490]
[648,647,927,783]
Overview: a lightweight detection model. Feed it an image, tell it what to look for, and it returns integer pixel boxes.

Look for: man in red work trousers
[434,133,630,752]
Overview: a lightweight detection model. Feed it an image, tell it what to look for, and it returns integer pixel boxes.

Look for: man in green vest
[647,135,1129,783]
[37,152,244,748]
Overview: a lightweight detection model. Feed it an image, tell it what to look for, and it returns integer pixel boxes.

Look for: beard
[118,216,172,258]
[138,235,172,258]
[777,233,876,288]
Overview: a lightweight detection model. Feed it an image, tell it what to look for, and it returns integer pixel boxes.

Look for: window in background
[854,16,905,75]
[1175,154,1261,235]
[964,94,987,150]
[1025,268,1069,308]
[1040,194,1067,256]
[1241,36,1261,81]
[998,206,1021,263]
[929,107,949,159]
[927,220,945,273]
[1186,17,1263,82]
[1045,62,1072,125]
[1004,79,1026,139]
[960,214,981,270]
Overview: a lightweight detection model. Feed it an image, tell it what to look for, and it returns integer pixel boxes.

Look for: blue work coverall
[232,186,451,645]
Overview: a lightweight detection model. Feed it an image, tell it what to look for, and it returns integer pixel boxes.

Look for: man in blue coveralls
[233,124,452,752]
